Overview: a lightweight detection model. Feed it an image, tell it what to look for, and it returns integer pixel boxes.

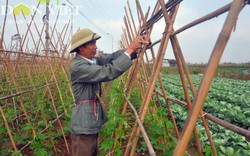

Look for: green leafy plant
[158,74,250,155]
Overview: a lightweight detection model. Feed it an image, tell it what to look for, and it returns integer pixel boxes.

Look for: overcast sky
[0,0,249,63]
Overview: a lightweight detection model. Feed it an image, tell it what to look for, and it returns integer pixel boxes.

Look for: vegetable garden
[1,1,73,155]
[1,0,250,156]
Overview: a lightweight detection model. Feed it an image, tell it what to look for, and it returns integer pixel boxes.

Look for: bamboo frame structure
[174,1,247,155]
[0,0,73,154]
[116,0,249,155]
[1,0,249,155]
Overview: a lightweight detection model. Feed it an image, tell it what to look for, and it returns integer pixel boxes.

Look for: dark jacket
[70,49,133,134]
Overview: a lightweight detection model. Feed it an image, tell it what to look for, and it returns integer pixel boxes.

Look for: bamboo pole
[122,27,130,48]
[124,95,156,156]
[124,7,135,39]
[142,0,180,141]
[19,6,70,153]
[0,0,8,48]
[39,42,71,155]
[127,0,138,36]
[139,0,179,145]
[53,22,74,100]
[124,2,156,155]
[0,0,72,153]
[33,21,46,51]
[128,1,179,155]
[174,1,246,155]
[124,17,133,43]
[111,6,143,151]
[19,2,41,51]
[158,75,180,138]
[19,112,66,151]
[112,4,152,151]
[136,49,170,150]
[45,11,68,115]
[0,106,17,151]
[1,37,37,141]
[0,81,60,101]
[172,2,233,36]
[170,37,203,156]
[30,55,57,155]
[49,28,72,155]
[170,35,218,155]
[37,58,70,154]
[124,1,162,155]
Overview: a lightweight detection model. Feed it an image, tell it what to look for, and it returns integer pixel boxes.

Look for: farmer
[69,28,147,156]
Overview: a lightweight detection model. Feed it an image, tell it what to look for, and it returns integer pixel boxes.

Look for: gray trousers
[71,133,98,156]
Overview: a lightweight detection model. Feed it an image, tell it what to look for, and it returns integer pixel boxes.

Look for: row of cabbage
[157,74,250,156]
[160,74,250,129]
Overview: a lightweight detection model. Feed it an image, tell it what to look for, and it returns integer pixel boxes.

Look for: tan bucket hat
[70,28,101,53]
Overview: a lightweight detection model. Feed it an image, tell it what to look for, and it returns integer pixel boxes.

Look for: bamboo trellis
[1,0,250,155]
[116,0,250,155]
[0,0,74,155]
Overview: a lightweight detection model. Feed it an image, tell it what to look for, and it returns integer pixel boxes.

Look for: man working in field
[69,28,147,156]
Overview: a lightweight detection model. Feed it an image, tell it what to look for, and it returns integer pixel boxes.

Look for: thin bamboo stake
[45,11,68,115]
[141,1,179,142]
[0,81,60,101]
[171,35,217,155]
[33,21,46,51]
[17,10,42,115]
[124,1,159,155]
[53,22,74,100]
[124,7,135,39]
[0,0,72,153]
[19,2,41,51]
[129,1,179,154]
[37,36,70,154]
[125,0,152,96]
[38,59,70,153]
[117,2,153,152]
[131,2,174,150]
[0,106,17,151]
[172,2,233,36]
[0,0,8,48]
[112,10,141,150]
[158,75,180,138]
[174,1,246,155]
[124,95,156,156]
[19,7,70,152]
[127,0,138,36]
[124,17,133,43]
[122,27,130,48]
[1,50,37,139]
[170,37,203,156]
[19,112,66,151]
[21,12,37,49]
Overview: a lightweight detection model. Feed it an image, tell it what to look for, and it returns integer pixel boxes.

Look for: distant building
[167,59,177,66]
[148,58,176,67]
[162,59,170,67]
